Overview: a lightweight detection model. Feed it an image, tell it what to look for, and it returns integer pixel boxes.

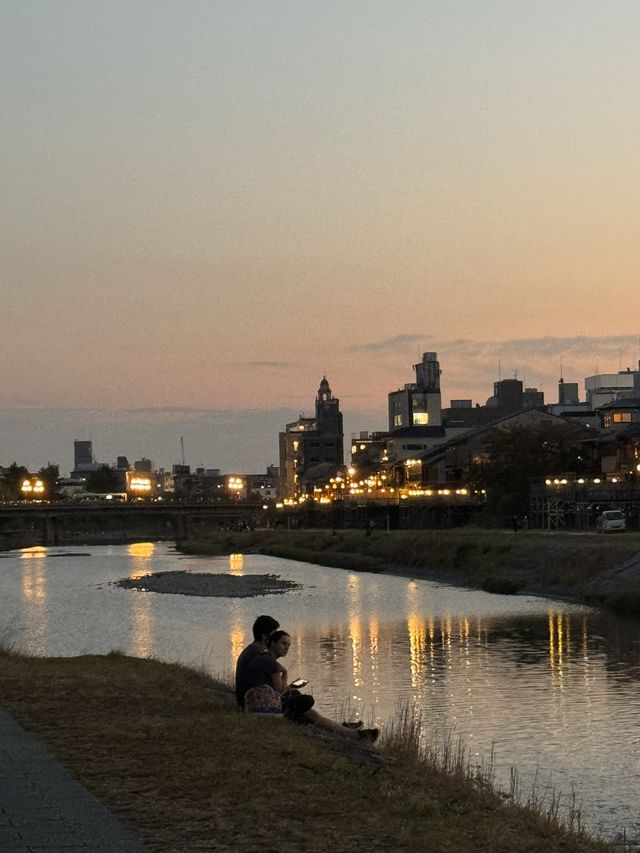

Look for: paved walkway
[0,710,148,852]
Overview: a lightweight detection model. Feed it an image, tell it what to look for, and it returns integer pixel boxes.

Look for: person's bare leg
[305,708,355,737]
[305,709,378,741]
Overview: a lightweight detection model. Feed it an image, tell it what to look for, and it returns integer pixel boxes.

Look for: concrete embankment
[178,528,640,616]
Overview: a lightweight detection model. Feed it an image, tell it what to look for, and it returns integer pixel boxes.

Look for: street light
[21,478,45,500]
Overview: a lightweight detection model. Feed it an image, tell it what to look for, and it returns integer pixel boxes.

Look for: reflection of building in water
[229,553,244,575]
[20,547,48,655]
[127,542,155,655]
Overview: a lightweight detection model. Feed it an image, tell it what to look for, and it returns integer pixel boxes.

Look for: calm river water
[1,541,639,839]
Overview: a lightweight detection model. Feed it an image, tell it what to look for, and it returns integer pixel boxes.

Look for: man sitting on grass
[235,614,280,708]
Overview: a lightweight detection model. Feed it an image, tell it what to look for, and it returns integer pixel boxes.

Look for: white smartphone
[290,678,308,688]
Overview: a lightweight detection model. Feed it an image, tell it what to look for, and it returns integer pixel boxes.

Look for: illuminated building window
[394,415,403,426]
[412,413,429,425]
[613,412,632,423]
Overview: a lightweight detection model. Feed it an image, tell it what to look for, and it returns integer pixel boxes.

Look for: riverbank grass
[179,528,640,613]
[0,648,612,852]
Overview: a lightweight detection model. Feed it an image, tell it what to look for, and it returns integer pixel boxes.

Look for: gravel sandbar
[115,570,301,597]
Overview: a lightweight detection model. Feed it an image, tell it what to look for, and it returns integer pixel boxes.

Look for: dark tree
[86,464,123,494]
[1,462,31,502]
[38,464,60,500]
[469,422,589,521]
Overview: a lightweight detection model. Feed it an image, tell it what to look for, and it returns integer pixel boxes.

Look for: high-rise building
[278,377,344,499]
[558,378,579,405]
[492,379,523,415]
[73,440,93,470]
[388,352,442,430]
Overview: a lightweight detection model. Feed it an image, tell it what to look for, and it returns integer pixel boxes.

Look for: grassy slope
[0,651,611,853]
[179,529,640,614]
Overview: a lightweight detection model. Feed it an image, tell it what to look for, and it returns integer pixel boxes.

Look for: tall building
[73,440,93,471]
[388,352,442,430]
[558,377,579,405]
[278,377,344,499]
[492,379,523,415]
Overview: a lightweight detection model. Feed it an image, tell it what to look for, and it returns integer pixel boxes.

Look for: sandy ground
[115,570,301,597]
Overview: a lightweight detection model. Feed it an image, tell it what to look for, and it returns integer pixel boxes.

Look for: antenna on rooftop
[180,436,185,466]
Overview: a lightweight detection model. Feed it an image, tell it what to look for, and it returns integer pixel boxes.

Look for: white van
[596,510,626,533]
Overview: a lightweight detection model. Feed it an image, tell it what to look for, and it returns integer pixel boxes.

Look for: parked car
[596,510,626,533]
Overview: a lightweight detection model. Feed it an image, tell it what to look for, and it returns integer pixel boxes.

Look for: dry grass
[0,650,613,853]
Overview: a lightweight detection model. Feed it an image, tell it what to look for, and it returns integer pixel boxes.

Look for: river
[1,541,638,840]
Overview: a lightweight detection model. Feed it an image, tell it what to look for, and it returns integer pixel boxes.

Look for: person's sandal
[357,728,379,742]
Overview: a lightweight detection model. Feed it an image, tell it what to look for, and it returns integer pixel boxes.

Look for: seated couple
[235,615,378,742]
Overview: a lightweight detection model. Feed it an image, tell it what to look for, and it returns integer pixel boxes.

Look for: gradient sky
[2,1,640,473]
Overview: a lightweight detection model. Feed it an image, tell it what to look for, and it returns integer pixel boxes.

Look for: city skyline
[3,341,640,477]
[3,2,640,471]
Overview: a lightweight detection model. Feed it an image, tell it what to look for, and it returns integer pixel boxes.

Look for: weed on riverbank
[0,649,613,852]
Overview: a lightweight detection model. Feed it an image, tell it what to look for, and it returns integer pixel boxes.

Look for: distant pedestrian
[512,516,519,533]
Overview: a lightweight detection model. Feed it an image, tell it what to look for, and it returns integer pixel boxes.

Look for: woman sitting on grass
[244,629,378,742]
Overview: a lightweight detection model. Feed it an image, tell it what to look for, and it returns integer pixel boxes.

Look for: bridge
[0,502,265,548]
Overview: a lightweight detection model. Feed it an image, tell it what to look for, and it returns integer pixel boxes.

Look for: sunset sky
[3,1,640,473]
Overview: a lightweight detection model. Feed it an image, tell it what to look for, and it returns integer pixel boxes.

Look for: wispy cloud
[347,334,424,353]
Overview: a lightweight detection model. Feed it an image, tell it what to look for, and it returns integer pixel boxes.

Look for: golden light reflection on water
[20,546,48,560]
[407,613,426,688]
[20,547,48,655]
[21,558,47,601]
[229,553,244,575]
[127,542,155,655]
[347,574,363,686]
[369,616,379,689]
[230,622,246,674]
[548,611,568,687]
[349,616,363,686]
[406,580,426,688]
[127,542,155,559]
[130,592,153,658]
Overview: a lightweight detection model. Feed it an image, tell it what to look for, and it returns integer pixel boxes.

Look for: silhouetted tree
[38,464,60,500]
[469,422,589,521]
[1,462,30,502]
[86,464,123,494]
